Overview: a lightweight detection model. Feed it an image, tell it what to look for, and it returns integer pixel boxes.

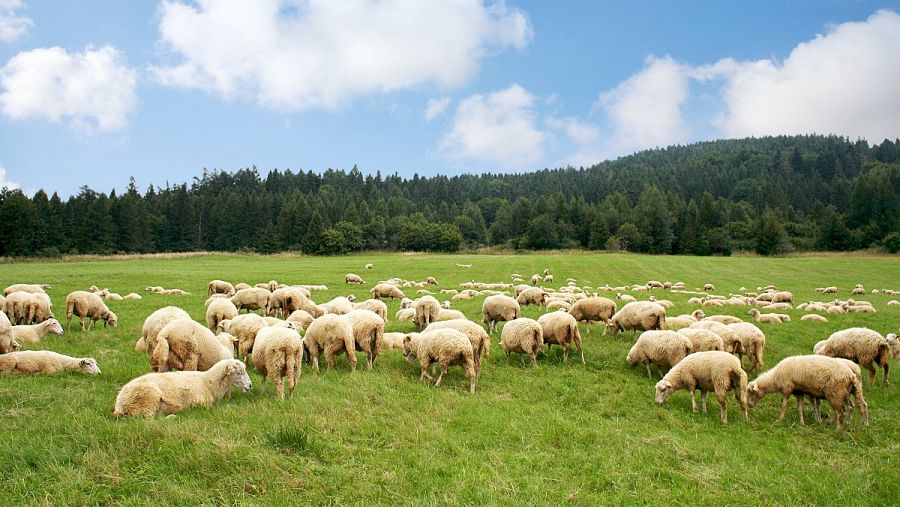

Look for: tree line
[1,134,898,258]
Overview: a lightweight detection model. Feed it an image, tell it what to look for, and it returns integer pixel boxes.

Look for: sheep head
[79,358,101,375]
[746,382,763,407]
[655,379,675,404]
[225,361,252,391]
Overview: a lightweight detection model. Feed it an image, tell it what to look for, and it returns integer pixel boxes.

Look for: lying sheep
[655,351,748,423]
[150,319,235,372]
[352,299,388,321]
[703,315,743,325]
[160,289,190,296]
[677,328,724,353]
[231,288,271,314]
[414,296,441,329]
[606,301,666,338]
[303,314,357,372]
[747,355,866,430]
[371,283,406,300]
[517,287,549,308]
[145,286,164,293]
[567,297,617,334]
[206,298,238,334]
[11,318,63,344]
[345,273,365,285]
[208,279,235,297]
[0,351,100,375]
[136,306,191,352]
[253,325,304,399]
[426,276,438,285]
[65,291,117,331]
[500,318,544,367]
[627,331,693,379]
[482,294,520,335]
[342,310,385,370]
[425,319,490,373]
[0,310,19,353]
[403,329,476,393]
[801,314,828,323]
[727,322,766,373]
[816,327,891,385]
[395,308,415,322]
[123,293,142,300]
[114,359,251,418]
[538,311,584,364]
[365,263,374,270]
[436,309,465,321]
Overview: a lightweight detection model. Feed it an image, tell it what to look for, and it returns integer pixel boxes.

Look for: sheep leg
[827,395,845,430]
[811,398,822,422]
[795,395,805,425]
[715,389,728,424]
[645,364,652,379]
[312,355,320,373]
[562,343,568,363]
[434,363,448,387]
[530,352,538,367]
[272,374,284,400]
[864,364,876,385]
[701,391,708,413]
[882,362,889,386]
[689,390,697,413]
[778,394,790,421]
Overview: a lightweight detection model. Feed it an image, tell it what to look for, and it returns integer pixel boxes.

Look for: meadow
[0,252,898,505]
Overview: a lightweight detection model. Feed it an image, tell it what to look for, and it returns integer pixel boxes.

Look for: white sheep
[702,315,743,325]
[365,263,374,270]
[135,306,191,352]
[370,283,406,300]
[816,327,891,385]
[436,309,465,321]
[414,296,441,329]
[345,273,365,285]
[531,274,541,285]
[516,287,549,308]
[0,310,19,353]
[382,332,407,351]
[654,351,748,423]
[567,297,617,334]
[319,296,354,315]
[481,294,521,335]
[267,287,309,318]
[689,321,744,357]
[113,359,251,417]
[5,291,52,325]
[207,279,235,297]
[425,319,490,372]
[500,318,544,367]
[286,310,314,330]
[206,298,238,334]
[252,325,304,399]
[3,283,49,295]
[303,314,357,372]
[402,329,476,393]
[11,318,63,344]
[341,310,385,370]
[626,330,693,379]
[352,299,388,321]
[150,318,235,373]
[606,301,666,338]
[677,328,724,353]
[800,314,828,323]
[64,291,117,331]
[727,322,766,373]
[538,311,584,363]
[230,287,271,314]
[0,351,100,375]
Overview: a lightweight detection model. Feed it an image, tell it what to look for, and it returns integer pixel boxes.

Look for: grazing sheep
[426,276,438,285]
[414,296,441,329]
[252,326,304,399]
[4,291,52,325]
[816,286,839,294]
[382,332,407,351]
[320,296,354,315]
[531,274,541,285]
[303,314,357,372]
[342,310,386,370]
[606,301,666,338]
[677,328,724,353]
[286,310,315,330]
[482,295,521,335]
[352,299,388,321]
[114,359,251,418]
[500,318,544,367]
[403,329,476,393]
[727,322,766,374]
[136,306,191,353]
[816,327,891,385]
[546,300,571,311]
[3,283,49,295]
[517,287,549,308]
[345,273,365,285]
[425,319,490,372]
[267,288,309,318]
[0,310,21,354]
[231,288,271,314]
[370,283,406,300]
[689,321,743,357]
[801,314,828,323]
[626,331,693,379]
[543,274,554,283]
[704,283,715,292]
[538,311,584,364]
[234,283,252,291]
[0,351,100,375]
[150,318,235,373]
[567,297,617,334]
[702,315,743,325]
[11,318,63,344]
[664,310,706,331]
[207,280,235,297]
[219,313,271,362]
[616,293,637,303]
[747,355,866,430]
[655,351,748,423]
[206,298,238,334]
[64,291,117,331]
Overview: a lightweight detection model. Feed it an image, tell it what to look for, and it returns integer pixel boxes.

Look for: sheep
[887,300,899,306]
[145,286,164,293]
[456,264,472,268]
[425,319,490,372]
[218,314,269,361]
[436,309,465,321]
[113,359,251,418]
[207,279,235,297]
[341,310,385,370]
[727,322,766,374]
[135,306,192,353]
[0,295,4,313]
[616,293,637,303]
[627,331,693,379]
[567,297,617,334]
[816,327,891,385]
[303,314,357,372]
[704,283,715,292]
[413,296,441,330]
[538,311,584,364]
[801,314,828,323]
[689,321,743,357]
[64,291,116,331]
[517,287,549,309]
[4,291,52,325]
[402,329,476,393]
[150,318,235,372]
[267,287,309,318]
[816,286,838,294]
[206,298,238,334]
[546,300,571,311]
[677,328,724,353]
[747,355,866,430]
[0,351,100,375]
[370,283,406,300]
[851,286,865,295]
[543,274,554,283]
[655,351,748,423]
[234,282,251,291]
[606,301,666,338]
[365,263,374,270]
[500,318,544,367]
[425,276,438,285]
[0,310,21,354]
[231,288,271,314]
[160,289,191,296]
[3,283,49,295]
[345,273,365,285]
[748,308,784,324]
[702,315,743,325]
[396,308,416,322]
[320,296,354,315]
[11,318,63,344]
[382,332,407,351]
[531,274,541,285]
[123,293,142,300]
[481,294,520,335]
[352,299,388,322]
[888,333,900,360]
[252,325,304,399]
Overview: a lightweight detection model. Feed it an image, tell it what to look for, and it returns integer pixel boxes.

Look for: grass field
[1,252,898,505]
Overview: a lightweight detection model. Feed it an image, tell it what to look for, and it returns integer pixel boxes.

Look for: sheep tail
[151,336,170,373]
[734,367,748,408]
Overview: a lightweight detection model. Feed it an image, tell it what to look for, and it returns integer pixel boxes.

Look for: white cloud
[0,45,138,130]
[153,0,532,111]
[425,97,451,122]
[0,0,32,42]
[0,164,18,190]
[440,84,545,168]
[545,116,604,167]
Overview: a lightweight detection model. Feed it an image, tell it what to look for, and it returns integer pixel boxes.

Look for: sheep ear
[80,359,90,366]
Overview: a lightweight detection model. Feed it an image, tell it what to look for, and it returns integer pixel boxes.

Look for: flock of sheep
[0,267,898,430]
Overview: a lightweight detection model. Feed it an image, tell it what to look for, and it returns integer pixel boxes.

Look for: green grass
[1,252,899,505]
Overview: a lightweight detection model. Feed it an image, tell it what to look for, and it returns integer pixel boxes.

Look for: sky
[1,1,899,196]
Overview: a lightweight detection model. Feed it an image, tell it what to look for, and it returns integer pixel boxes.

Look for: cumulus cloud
[425,97,451,121]
[0,164,18,190]
[153,0,532,110]
[0,45,138,130]
[545,115,604,167]
[440,84,545,168]
[0,0,32,42]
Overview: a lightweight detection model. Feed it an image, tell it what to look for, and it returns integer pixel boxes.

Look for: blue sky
[1,1,899,196]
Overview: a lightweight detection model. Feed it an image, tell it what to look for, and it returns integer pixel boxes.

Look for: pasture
[1,252,898,505]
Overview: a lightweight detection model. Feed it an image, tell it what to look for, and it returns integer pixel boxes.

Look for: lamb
[403,329,476,393]
[537,311,584,364]
[567,297,617,334]
[11,318,64,344]
[230,288,271,313]
[206,298,238,334]
[517,287,549,308]
[345,273,365,285]
[425,319,491,372]
[371,283,406,300]
[382,332,407,351]
[654,351,748,423]
[352,299,388,321]
[677,328,724,353]
[252,325,304,399]
[303,314,357,372]
[135,306,191,353]
[150,318,235,372]
[64,291,117,331]
[689,321,743,357]
[414,296,441,329]
[481,294,521,335]
[341,310,385,370]
[801,314,828,323]
[113,359,251,418]
[0,310,21,354]
[727,322,766,373]
[747,355,866,430]
[207,279,235,297]
[320,296,354,315]
[626,331,693,379]
[0,351,100,375]
[815,327,891,385]
[500,318,544,367]
[606,301,666,338]
[436,309,466,321]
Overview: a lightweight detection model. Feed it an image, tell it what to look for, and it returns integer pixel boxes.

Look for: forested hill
[1,135,898,257]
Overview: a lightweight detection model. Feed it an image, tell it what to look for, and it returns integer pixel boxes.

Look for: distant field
[1,252,898,505]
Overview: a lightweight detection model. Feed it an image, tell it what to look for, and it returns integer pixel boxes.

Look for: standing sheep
[150,319,235,372]
[500,318,544,367]
[568,297,617,334]
[267,287,309,318]
[11,318,64,344]
[727,322,766,373]
[403,329,477,393]
[677,328,724,353]
[206,298,238,334]
[482,294,521,335]
[654,351,748,423]
[303,314,357,372]
[816,327,891,385]
[207,280,235,297]
[0,351,100,375]
[218,313,271,362]
[0,310,21,354]
[286,310,315,331]
[689,321,744,358]
[352,299,388,321]
[231,288,271,314]
[345,273,365,285]
[64,291,117,331]
[516,287,549,308]
[538,311,585,364]
[3,284,48,295]
[370,283,406,300]
[342,310,386,370]
[253,325,304,399]
[606,301,666,338]
[414,296,441,329]
[113,359,251,418]
[425,319,490,372]
[626,330,693,379]
[136,306,191,353]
